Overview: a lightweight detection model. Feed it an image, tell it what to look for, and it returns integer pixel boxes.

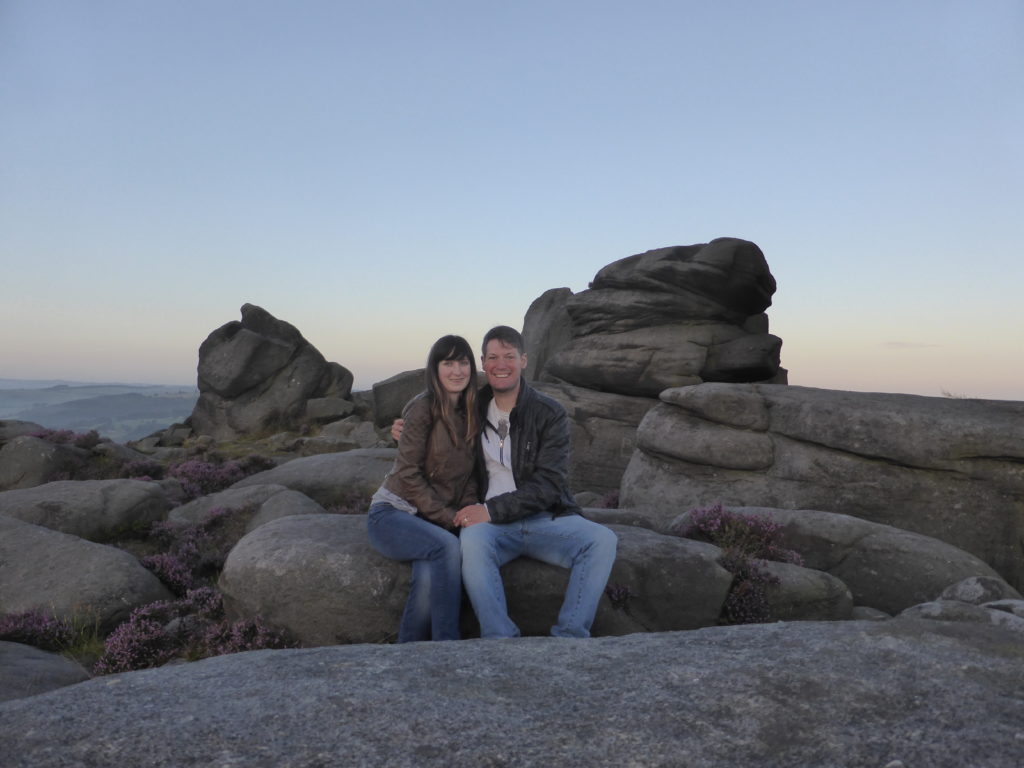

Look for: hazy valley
[0,380,198,443]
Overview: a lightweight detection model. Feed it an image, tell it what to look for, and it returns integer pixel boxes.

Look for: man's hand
[391,418,404,442]
[455,503,490,528]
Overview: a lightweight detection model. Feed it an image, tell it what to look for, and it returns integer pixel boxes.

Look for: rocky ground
[1,620,1022,768]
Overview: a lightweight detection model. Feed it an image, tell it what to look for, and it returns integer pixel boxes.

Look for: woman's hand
[391,418,405,442]
[456,504,490,527]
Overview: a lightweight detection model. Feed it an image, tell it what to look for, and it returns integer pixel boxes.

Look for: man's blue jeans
[367,502,462,642]
[460,512,617,638]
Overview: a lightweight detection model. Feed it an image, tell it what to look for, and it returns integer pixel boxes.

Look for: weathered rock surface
[670,506,1013,615]
[0,479,170,541]
[622,383,1024,590]
[522,287,573,383]
[0,436,89,491]
[1,620,1022,768]
[231,448,396,507]
[534,381,656,494]
[0,420,45,446]
[0,641,90,703]
[940,575,1023,605]
[371,369,426,427]
[760,560,853,620]
[218,514,854,645]
[317,416,385,449]
[899,599,1024,633]
[188,304,354,440]
[166,482,324,531]
[522,238,784,493]
[304,396,354,423]
[540,238,782,396]
[0,516,173,632]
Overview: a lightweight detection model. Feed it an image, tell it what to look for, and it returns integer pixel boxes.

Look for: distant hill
[0,381,198,443]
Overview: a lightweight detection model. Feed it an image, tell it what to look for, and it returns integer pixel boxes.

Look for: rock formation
[2,620,1022,767]
[188,304,355,440]
[0,641,90,703]
[231,448,397,507]
[621,382,1024,590]
[0,479,170,541]
[522,237,785,493]
[2,239,1023,765]
[0,516,173,632]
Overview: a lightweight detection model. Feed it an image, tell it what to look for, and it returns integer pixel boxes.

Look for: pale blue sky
[2,1,1022,398]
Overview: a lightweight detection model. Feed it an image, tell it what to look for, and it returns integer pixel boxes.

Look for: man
[449,325,617,638]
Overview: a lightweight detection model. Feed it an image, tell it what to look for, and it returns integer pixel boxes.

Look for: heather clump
[142,507,247,595]
[121,458,166,480]
[167,453,276,501]
[168,459,246,500]
[93,587,295,675]
[0,608,74,652]
[30,428,103,449]
[675,503,803,625]
[679,504,803,566]
[604,582,634,613]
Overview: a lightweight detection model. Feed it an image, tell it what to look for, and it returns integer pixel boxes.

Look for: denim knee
[591,524,618,558]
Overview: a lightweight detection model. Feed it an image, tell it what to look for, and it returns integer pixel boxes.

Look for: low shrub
[604,582,634,613]
[93,587,296,675]
[167,454,276,501]
[675,503,803,625]
[29,428,102,449]
[678,504,803,566]
[142,507,246,595]
[0,608,73,652]
[167,459,246,501]
[121,458,166,480]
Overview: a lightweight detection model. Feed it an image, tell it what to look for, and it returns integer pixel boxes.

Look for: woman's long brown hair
[425,335,479,445]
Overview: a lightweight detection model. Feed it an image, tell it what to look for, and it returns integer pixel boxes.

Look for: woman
[366,335,480,642]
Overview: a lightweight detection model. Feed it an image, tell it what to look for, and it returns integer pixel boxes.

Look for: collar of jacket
[477,379,534,429]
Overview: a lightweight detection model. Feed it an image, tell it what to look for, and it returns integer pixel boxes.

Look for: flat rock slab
[1,620,1021,767]
[0,642,90,703]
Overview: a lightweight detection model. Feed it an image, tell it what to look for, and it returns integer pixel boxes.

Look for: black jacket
[476,380,581,524]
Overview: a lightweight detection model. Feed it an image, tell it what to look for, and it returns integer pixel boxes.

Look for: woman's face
[438,356,472,397]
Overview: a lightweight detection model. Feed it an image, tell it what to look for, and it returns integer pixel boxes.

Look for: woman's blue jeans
[460,512,618,638]
[367,502,462,642]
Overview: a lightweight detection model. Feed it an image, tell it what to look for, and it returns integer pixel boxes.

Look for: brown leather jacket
[380,392,478,531]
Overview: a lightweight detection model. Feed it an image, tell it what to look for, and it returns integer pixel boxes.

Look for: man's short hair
[482,326,524,355]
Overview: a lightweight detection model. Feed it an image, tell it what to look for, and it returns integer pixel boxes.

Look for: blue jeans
[367,502,462,642]
[460,512,617,638]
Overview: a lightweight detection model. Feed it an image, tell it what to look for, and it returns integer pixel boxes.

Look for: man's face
[482,339,527,395]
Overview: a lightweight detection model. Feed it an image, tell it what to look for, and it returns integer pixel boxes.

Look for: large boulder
[899,599,1024,633]
[167,483,323,527]
[539,238,782,396]
[0,479,170,541]
[371,370,426,427]
[219,514,852,645]
[0,420,46,447]
[0,642,90,703]
[0,435,89,491]
[622,383,1024,591]
[188,304,354,440]
[0,516,173,632]
[669,506,1016,615]
[1,621,1022,767]
[534,381,656,495]
[521,238,784,494]
[522,287,573,383]
[231,448,396,507]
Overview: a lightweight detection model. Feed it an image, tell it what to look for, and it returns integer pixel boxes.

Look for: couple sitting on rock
[366,325,618,641]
